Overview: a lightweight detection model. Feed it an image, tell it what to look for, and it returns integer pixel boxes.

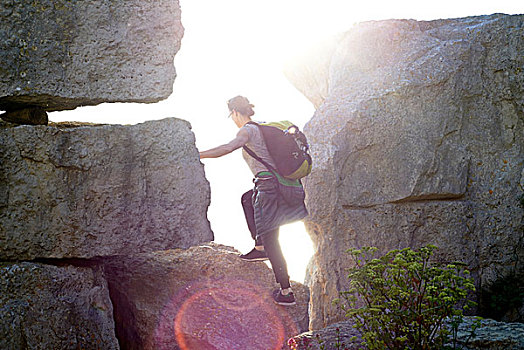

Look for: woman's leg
[260,229,290,289]
[241,189,262,245]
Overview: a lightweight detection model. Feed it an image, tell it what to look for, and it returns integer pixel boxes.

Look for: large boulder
[0,0,183,113]
[0,118,213,260]
[286,14,524,328]
[289,317,524,350]
[103,243,309,350]
[456,318,524,350]
[0,262,118,350]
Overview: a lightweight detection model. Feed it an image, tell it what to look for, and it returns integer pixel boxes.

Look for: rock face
[456,318,524,350]
[288,320,361,350]
[103,243,310,350]
[0,0,183,113]
[0,262,119,350]
[289,317,524,350]
[0,118,213,260]
[286,14,524,328]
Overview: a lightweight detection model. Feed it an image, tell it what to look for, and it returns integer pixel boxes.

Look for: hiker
[199,95,308,306]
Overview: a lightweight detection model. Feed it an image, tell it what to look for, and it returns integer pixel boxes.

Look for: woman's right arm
[199,127,249,159]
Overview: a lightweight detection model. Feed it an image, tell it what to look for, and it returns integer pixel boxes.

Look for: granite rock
[103,243,310,350]
[289,317,524,350]
[0,118,213,260]
[456,318,524,350]
[286,14,524,328]
[0,262,118,350]
[0,0,183,112]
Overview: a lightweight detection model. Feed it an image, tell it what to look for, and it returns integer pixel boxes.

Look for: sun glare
[279,222,314,283]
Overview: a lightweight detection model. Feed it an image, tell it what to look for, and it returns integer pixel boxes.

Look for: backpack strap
[243,145,278,176]
[242,121,279,176]
[244,146,302,187]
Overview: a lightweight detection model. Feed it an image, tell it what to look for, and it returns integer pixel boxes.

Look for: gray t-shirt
[241,122,277,176]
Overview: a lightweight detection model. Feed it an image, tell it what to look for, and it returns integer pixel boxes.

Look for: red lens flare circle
[173,282,286,350]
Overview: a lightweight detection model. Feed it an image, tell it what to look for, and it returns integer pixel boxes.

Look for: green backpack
[243,121,312,180]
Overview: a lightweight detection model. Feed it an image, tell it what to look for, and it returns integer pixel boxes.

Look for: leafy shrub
[338,245,476,350]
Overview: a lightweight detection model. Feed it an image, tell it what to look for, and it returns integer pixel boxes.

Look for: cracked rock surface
[103,243,310,350]
[0,118,212,260]
[0,262,119,350]
[286,14,524,328]
[0,0,183,112]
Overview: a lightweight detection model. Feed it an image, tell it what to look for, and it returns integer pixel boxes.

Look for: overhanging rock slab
[0,0,183,112]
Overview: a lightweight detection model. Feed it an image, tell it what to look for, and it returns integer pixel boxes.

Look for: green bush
[338,245,476,350]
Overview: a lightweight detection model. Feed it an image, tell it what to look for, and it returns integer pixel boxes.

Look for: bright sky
[50,0,522,282]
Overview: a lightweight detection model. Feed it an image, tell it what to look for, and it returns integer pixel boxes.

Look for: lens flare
[154,278,297,350]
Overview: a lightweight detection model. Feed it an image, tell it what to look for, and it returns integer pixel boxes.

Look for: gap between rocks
[32,256,135,349]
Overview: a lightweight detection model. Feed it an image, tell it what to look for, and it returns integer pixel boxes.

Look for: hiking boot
[239,248,268,262]
[273,289,296,306]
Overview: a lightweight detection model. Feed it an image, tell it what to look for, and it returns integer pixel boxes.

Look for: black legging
[260,228,291,289]
[241,189,291,289]
[241,190,259,245]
